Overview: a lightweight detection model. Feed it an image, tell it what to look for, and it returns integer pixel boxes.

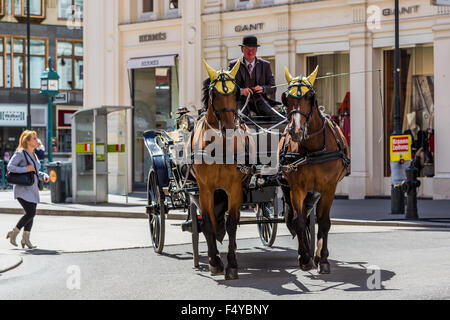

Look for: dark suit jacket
[228,57,276,101]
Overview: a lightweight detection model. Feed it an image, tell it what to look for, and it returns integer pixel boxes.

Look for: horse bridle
[284,81,318,140]
[208,72,240,126]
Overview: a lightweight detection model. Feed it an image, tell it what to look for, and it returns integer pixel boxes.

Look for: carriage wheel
[148,169,166,254]
[256,202,278,247]
[304,212,316,259]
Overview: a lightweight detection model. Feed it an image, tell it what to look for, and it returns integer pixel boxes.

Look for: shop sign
[382,5,420,16]
[390,135,412,162]
[139,32,167,43]
[127,55,176,70]
[54,92,68,104]
[235,23,264,33]
[0,106,27,127]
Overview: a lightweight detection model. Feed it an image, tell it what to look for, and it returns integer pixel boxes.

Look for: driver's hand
[252,86,263,94]
[240,88,253,97]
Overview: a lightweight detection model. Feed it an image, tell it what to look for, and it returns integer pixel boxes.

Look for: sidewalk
[1,190,449,226]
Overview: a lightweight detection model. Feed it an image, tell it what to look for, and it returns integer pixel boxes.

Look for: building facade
[0,0,83,161]
[83,0,450,199]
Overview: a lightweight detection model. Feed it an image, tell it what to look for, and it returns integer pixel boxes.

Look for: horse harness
[208,72,241,125]
[280,84,351,181]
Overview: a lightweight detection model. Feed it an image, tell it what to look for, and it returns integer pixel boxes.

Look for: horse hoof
[314,256,320,267]
[209,264,224,276]
[319,263,331,274]
[225,267,239,280]
[300,258,315,272]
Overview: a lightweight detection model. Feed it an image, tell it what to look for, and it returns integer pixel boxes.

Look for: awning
[127,54,177,70]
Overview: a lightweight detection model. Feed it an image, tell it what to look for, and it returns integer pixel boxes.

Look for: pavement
[1,189,449,274]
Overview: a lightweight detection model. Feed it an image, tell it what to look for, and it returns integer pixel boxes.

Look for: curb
[1,208,449,229]
[331,218,450,229]
[0,254,23,274]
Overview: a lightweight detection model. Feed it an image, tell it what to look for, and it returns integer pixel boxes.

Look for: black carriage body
[143,130,171,188]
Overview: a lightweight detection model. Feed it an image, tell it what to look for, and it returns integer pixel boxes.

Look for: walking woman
[6,131,49,249]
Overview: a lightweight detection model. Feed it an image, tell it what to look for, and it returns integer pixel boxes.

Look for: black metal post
[393,0,401,134]
[26,0,31,130]
[402,162,420,220]
[391,0,405,215]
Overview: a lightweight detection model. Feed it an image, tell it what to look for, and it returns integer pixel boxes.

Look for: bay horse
[278,66,350,274]
[189,59,254,280]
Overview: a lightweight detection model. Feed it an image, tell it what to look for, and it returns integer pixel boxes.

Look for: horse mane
[202,78,211,110]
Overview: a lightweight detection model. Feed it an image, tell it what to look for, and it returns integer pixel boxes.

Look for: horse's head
[203,59,241,131]
[282,66,319,143]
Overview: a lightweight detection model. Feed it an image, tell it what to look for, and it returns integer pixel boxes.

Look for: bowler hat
[239,35,260,48]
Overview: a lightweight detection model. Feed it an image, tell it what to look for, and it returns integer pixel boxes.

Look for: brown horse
[278,66,350,274]
[189,59,254,280]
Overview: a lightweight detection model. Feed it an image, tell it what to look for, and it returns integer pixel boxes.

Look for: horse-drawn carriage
[144,60,350,279]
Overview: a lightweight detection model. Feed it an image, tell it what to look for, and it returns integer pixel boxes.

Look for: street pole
[394,0,401,135]
[48,96,53,163]
[26,0,31,130]
[391,0,405,215]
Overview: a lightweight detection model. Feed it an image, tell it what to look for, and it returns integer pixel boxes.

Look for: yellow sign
[76,143,105,161]
[390,135,412,162]
[49,170,57,183]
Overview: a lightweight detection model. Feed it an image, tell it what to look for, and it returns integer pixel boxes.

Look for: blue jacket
[7,150,49,204]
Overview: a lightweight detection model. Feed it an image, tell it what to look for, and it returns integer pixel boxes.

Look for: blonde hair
[16,130,37,152]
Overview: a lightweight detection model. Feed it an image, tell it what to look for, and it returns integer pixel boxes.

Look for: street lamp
[40,57,60,163]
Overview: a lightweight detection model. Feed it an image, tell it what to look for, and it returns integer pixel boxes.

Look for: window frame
[1,0,5,16]
[57,0,83,21]
[235,0,249,10]
[0,35,48,89]
[165,0,178,17]
[56,38,83,92]
[138,0,156,21]
[13,0,46,20]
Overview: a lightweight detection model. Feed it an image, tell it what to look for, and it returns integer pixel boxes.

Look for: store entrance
[132,66,178,191]
[383,46,434,177]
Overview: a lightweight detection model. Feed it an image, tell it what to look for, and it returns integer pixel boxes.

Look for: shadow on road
[191,245,397,296]
[22,249,61,256]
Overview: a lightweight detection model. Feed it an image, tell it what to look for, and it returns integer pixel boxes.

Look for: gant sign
[235,23,264,33]
[382,5,420,16]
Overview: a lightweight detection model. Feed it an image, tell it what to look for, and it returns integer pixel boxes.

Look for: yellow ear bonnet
[285,65,319,98]
[203,59,241,95]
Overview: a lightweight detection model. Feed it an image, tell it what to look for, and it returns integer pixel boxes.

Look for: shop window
[58,0,83,19]
[165,0,178,17]
[0,36,47,89]
[307,53,351,146]
[56,39,83,91]
[236,0,250,9]
[13,0,45,21]
[383,46,434,177]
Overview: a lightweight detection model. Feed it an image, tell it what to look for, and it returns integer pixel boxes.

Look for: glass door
[132,66,177,190]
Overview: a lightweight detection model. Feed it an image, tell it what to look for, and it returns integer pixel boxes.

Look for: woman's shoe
[21,231,37,249]
[6,227,20,247]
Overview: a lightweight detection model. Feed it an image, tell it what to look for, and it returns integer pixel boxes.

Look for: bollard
[391,185,405,215]
[402,163,421,220]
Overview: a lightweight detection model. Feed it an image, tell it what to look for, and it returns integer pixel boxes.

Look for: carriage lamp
[40,57,60,163]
